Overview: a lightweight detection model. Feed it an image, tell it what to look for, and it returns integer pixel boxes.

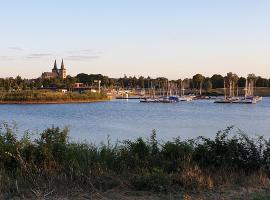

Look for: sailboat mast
[224,80,226,99]
[166,80,169,97]
[244,78,248,98]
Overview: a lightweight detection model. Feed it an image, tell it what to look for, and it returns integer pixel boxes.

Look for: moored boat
[179,96,193,101]
[140,98,159,103]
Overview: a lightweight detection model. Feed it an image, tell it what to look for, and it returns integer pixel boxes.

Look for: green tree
[256,76,268,87]
[138,76,145,89]
[238,77,246,88]
[210,74,224,89]
[193,74,205,95]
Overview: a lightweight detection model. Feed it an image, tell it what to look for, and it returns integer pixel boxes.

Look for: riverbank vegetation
[1,124,270,199]
[1,72,270,96]
[0,90,108,104]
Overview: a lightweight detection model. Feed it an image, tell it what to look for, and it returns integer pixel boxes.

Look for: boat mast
[229,81,232,97]
[236,84,239,97]
[244,78,248,99]
[153,82,156,99]
[251,80,254,96]
[181,80,184,96]
[224,80,226,99]
[166,80,169,97]
[162,81,165,97]
[169,81,171,96]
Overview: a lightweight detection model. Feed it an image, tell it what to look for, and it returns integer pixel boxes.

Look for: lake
[1,98,270,143]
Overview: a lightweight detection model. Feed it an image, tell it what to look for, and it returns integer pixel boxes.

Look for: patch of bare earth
[10,186,267,200]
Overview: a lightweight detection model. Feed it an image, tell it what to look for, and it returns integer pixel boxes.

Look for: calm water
[1,98,270,143]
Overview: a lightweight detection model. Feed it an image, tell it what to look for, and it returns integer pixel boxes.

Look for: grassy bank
[0,90,109,104]
[1,124,270,199]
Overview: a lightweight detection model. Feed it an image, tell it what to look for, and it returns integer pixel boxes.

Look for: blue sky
[0,0,270,79]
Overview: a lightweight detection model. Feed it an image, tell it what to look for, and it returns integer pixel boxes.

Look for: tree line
[1,72,270,91]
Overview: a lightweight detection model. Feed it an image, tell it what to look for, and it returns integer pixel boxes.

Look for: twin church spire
[53,59,65,70]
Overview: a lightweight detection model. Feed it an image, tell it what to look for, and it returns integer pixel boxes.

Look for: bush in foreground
[0,123,270,198]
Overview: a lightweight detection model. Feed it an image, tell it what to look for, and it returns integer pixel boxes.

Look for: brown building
[42,59,67,79]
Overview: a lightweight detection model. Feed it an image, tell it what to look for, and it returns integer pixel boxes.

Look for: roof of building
[42,72,56,77]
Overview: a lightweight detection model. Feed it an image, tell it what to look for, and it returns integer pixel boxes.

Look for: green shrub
[193,126,264,173]
[0,123,270,197]
[131,168,170,192]
[161,139,193,173]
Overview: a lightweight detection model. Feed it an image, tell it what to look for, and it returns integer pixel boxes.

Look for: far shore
[0,90,110,105]
[0,99,110,105]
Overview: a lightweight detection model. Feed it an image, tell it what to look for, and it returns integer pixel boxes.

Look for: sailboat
[214,80,233,103]
[158,80,179,103]
[140,83,159,103]
[236,79,262,104]
[179,80,193,101]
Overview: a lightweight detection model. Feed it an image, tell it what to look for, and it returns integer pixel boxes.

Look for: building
[42,59,67,79]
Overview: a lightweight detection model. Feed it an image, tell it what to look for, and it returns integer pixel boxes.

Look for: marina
[138,76,263,105]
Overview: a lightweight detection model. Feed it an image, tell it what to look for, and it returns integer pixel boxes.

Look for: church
[42,59,67,79]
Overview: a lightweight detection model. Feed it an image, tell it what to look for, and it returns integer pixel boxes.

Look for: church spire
[53,59,58,70]
[61,58,65,69]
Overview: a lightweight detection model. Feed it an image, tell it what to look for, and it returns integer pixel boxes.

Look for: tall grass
[0,123,270,198]
[0,90,108,102]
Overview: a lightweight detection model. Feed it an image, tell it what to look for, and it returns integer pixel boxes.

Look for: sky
[0,0,270,79]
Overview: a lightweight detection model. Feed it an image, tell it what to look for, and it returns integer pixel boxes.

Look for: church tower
[59,59,67,79]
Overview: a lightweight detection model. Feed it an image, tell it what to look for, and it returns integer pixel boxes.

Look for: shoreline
[0,99,110,105]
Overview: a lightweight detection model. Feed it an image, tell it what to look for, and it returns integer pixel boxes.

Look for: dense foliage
[0,124,269,198]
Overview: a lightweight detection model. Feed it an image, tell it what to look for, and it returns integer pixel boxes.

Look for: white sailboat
[214,80,233,103]
[179,80,193,101]
[236,78,262,104]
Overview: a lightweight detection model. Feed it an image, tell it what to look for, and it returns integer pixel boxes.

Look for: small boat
[140,98,158,103]
[214,98,234,103]
[214,97,257,104]
[158,97,171,103]
[158,96,178,103]
[246,96,262,102]
[179,96,193,101]
[169,96,180,102]
[232,98,257,104]
[179,83,194,101]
